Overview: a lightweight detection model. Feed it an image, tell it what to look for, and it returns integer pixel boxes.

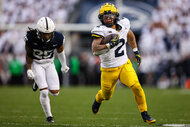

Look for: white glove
[61,66,70,73]
[27,69,34,80]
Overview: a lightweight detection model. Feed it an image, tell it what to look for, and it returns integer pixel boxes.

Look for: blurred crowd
[2,0,78,24]
[0,0,190,88]
[138,0,190,88]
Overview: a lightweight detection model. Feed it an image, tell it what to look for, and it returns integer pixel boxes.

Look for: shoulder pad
[118,17,130,30]
[54,31,64,40]
[91,25,105,38]
[54,31,64,46]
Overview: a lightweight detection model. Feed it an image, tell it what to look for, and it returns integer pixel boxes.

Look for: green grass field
[0,85,190,127]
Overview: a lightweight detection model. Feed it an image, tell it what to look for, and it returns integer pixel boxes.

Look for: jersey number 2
[115,39,125,57]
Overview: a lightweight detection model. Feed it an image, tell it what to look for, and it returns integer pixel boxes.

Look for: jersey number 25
[33,49,54,59]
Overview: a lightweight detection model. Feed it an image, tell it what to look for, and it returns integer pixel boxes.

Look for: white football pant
[32,61,60,90]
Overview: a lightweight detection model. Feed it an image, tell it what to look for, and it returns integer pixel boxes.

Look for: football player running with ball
[91,3,156,124]
[25,17,69,123]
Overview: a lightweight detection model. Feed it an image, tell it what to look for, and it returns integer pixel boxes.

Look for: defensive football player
[25,17,69,123]
[91,3,156,124]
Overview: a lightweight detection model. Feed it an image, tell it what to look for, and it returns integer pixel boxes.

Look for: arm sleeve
[57,50,67,67]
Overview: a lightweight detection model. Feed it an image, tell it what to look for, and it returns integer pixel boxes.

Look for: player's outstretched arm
[57,45,69,73]
[127,29,141,66]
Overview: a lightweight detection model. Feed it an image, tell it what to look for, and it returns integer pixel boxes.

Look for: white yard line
[159,124,190,127]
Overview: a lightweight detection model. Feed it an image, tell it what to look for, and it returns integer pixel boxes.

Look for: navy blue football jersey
[25,29,64,60]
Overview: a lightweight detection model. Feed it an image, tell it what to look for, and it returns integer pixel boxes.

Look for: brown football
[100,34,119,45]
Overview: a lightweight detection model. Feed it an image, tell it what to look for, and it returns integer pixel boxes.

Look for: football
[100,34,119,45]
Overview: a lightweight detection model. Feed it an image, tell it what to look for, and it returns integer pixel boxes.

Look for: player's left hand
[27,69,35,80]
[134,51,141,66]
[106,35,120,49]
[61,66,70,73]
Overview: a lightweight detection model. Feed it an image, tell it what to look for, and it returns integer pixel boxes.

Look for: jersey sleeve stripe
[91,33,104,38]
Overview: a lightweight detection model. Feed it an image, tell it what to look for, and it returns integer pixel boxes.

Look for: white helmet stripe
[45,17,48,30]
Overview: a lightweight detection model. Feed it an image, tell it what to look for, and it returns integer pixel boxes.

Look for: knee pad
[40,89,49,98]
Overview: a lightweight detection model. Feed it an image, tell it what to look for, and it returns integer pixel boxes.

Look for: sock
[40,89,52,117]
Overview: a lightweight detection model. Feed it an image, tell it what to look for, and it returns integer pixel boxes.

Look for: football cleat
[92,99,101,114]
[32,82,38,92]
[46,116,54,123]
[141,111,156,124]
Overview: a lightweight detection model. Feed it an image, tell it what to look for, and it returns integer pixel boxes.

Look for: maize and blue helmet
[98,3,119,27]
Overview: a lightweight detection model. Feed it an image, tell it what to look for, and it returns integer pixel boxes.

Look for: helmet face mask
[38,31,54,43]
[98,3,119,27]
[102,13,116,27]
[36,17,55,43]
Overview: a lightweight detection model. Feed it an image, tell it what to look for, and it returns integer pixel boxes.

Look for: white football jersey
[91,18,130,68]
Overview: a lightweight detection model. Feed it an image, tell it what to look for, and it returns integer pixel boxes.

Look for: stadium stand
[138,0,190,88]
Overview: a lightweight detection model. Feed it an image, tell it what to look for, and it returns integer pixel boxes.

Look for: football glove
[106,35,120,49]
[134,51,141,67]
[27,69,34,80]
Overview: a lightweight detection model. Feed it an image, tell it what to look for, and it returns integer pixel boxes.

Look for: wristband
[106,43,111,49]
[132,48,138,52]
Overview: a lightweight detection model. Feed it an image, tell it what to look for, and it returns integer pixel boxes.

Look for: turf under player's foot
[141,111,156,124]
[32,82,38,92]
[46,116,54,123]
[92,99,101,114]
